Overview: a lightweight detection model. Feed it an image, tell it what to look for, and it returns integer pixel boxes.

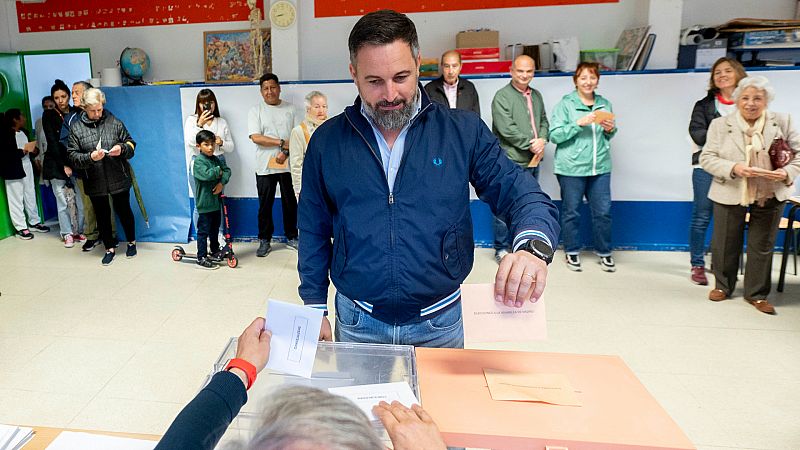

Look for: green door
[0,53,29,239]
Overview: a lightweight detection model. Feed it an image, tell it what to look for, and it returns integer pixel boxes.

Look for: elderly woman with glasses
[700,76,800,314]
[67,88,138,266]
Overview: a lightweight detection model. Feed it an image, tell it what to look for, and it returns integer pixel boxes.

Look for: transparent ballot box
[208,338,418,441]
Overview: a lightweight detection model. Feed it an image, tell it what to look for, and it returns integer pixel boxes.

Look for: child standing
[193,130,231,269]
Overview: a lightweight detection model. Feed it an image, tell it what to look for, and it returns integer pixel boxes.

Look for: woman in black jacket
[42,79,86,247]
[67,88,137,266]
[687,58,746,286]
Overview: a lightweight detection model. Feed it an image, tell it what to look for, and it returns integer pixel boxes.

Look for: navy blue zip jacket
[298,86,559,324]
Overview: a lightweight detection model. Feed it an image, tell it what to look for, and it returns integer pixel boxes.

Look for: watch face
[531,239,554,258]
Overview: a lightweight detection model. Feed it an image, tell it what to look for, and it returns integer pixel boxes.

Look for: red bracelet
[225,358,257,390]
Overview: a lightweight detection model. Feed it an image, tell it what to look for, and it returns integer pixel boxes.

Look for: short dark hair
[348,10,419,66]
[196,129,216,145]
[41,96,54,107]
[259,73,280,88]
[73,80,93,90]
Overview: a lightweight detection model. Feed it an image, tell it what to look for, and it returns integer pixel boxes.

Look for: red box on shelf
[455,47,501,60]
[461,60,512,74]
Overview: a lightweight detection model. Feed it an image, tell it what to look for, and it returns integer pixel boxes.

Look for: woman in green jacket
[549,62,617,272]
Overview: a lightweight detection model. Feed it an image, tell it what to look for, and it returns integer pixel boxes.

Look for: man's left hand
[494,250,547,307]
[108,144,122,157]
[530,138,546,155]
[212,183,223,195]
[275,152,287,164]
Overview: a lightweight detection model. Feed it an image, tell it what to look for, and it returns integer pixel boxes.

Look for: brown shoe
[747,299,776,315]
[708,289,728,302]
[691,266,708,285]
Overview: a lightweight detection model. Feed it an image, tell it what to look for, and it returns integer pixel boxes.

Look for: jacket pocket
[441,225,463,279]
[332,227,347,277]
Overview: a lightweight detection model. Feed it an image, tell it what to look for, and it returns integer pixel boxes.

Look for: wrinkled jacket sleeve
[689,97,712,147]
[115,120,136,159]
[778,113,800,183]
[470,117,560,249]
[548,99,581,145]
[297,131,333,311]
[43,110,66,167]
[155,371,246,450]
[193,156,221,182]
[67,125,93,169]
[699,117,735,179]
[289,125,306,193]
[220,159,232,185]
[218,117,235,153]
[492,93,532,150]
[533,89,550,141]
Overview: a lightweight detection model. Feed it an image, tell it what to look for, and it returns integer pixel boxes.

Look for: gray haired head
[348,9,419,67]
[230,385,383,450]
[304,90,327,108]
[732,75,775,103]
[73,80,94,90]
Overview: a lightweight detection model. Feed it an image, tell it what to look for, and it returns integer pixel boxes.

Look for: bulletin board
[315,0,618,17]
[15,0,264,33]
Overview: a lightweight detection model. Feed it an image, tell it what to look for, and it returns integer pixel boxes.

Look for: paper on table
[0,424,33,450]
[460,283,546,345]
[484,368,582,406]
[328,382,419,422]
[264,298,323,378]
[45,431,156,450]
[592,110,615,124]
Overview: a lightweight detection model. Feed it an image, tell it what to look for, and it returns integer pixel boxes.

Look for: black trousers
[197,210,221,258]
[90,190,135,250]
[711,198,784,299]
[256,173,298,241]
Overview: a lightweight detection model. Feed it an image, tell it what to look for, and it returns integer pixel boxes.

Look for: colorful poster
[315,0,618,18]
[16,0,263,33]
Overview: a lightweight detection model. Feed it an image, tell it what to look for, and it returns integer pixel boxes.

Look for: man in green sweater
[490,55,550,263]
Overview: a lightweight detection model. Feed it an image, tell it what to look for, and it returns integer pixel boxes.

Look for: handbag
[768,138,793,169]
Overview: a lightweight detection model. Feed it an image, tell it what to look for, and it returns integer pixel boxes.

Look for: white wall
[5,0,797,82]
[681,0,796,27]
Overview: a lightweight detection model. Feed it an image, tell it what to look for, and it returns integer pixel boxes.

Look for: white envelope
[264,299,323,378]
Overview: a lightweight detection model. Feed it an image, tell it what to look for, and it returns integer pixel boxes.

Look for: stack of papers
[0,424,34,450]
[46,431,156,449]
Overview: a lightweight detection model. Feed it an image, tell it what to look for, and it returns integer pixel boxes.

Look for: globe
[120,47,150,83]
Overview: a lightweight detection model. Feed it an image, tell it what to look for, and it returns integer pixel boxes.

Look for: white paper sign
[45,431,156,450]
[265,299,323,378]
[328,382,419,422]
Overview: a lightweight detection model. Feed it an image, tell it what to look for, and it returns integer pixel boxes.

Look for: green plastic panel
[0,53,29,239]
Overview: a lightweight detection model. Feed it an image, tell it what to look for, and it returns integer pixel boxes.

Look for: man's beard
[363,89,418,131]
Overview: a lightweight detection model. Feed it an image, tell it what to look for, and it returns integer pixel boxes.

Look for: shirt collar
[512,82,531,95]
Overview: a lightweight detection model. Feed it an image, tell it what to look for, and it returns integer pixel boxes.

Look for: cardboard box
[455,47,500,60]
[696,38,728,68]
[729,28,800,47]
[456,30,499,49]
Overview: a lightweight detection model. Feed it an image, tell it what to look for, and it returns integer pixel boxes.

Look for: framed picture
[203,28,271,83]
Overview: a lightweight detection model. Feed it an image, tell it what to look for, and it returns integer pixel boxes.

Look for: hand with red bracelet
[227,317,272,388]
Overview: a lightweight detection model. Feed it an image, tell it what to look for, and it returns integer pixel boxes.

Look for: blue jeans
[334,292,464,348]
[689,168,713,267]
[51,177,85,237]
[493,166,538,251]
[196,210,221,258]
[557,173,612,256]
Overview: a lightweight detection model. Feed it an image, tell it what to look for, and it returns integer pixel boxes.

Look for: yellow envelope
[268,156,288,169]
[593,110,615,124]
[527,151,543,168]
[484,368,582,406]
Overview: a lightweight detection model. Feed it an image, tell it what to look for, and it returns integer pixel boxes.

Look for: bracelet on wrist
[225,358,257,390]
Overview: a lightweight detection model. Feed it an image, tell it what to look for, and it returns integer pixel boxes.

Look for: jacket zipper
[591,122,597,175]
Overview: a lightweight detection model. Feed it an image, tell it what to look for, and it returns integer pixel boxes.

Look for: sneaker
[82,239,100,252]
[690,266,708,285]
[30,223,50,232]
[599,255,617,272]
[16,229,34,240]
[126,243,137,258]
[196,257,219,270]
[286,238,299,251]
[74,234,88,244]
[208,249,224,262]
[64,234,75,248]
[256,239,272,257]
[494,249,509,264]
[101,250,115,266]
[566,254,582,272]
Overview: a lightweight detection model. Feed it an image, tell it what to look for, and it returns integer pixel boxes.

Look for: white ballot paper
[328,382,419,422]
[265,298,323,378]
[46,431,155,450]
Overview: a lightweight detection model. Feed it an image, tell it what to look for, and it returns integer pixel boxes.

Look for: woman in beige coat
[700,76,800,314]
[289,91,328,199]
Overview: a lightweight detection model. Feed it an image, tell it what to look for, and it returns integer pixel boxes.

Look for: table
[777,196,800,292]
[20,426,159,449]
[416,348,695,450]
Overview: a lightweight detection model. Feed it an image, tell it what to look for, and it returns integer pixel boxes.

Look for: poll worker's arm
[469,114,560,307]
[155,318,271,450]
[374,401,447,450]
[491,94,533,151]
[297,132,334,340]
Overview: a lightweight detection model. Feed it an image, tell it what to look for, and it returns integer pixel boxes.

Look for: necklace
[716,93,734,105]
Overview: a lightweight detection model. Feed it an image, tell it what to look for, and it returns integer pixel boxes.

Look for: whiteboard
[23,51,92,127]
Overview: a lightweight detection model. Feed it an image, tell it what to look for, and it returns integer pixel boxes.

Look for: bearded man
[297,9,559,348]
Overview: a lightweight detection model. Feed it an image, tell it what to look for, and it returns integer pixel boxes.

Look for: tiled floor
[1,232,799,449]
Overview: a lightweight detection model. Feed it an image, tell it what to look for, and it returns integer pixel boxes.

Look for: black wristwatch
[520,239,554,265]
